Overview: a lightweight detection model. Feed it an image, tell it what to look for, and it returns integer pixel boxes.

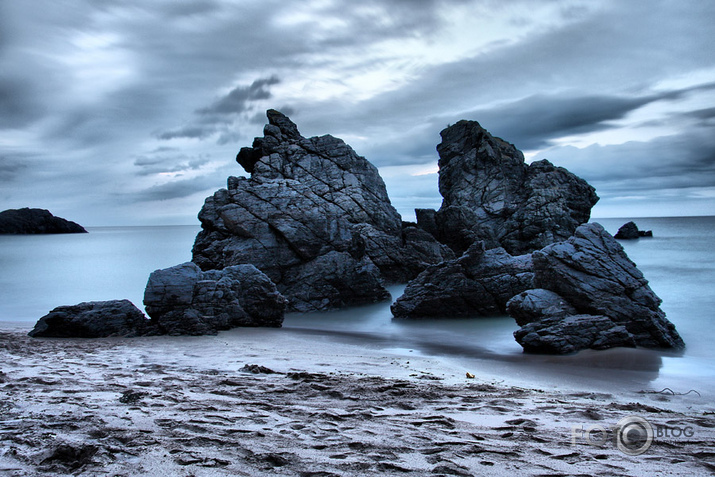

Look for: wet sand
[1,325,714,476]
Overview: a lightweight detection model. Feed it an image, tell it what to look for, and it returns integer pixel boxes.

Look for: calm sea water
[1,217,713,394]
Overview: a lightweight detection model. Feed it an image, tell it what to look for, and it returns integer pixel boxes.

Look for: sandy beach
[1,324,714,476]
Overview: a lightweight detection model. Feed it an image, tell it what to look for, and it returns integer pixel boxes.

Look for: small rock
[240,364,276,374]
[119,390,147,404]
[614,221,652,239]
[29,300,150,338]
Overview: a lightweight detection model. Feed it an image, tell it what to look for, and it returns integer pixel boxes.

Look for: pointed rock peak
[266,109,302,140]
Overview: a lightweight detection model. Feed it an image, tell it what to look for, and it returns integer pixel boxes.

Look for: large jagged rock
[391,241,533,318]
[143,262,286,335]
[192,110,453,311]
[416,120,598,255]
[0,208,87,234]
[29,300,150,338]
[508,222,684,353]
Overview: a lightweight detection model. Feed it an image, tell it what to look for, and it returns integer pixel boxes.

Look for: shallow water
[1,217,713,395]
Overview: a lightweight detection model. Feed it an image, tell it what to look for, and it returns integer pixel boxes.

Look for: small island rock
[0,208,87,234]
[614,221,652,239]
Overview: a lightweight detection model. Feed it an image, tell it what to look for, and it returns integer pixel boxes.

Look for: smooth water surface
[0,225,199,322]
[1,217,713,394]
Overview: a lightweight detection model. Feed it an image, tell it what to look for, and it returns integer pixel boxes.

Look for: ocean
[1,217,713,395]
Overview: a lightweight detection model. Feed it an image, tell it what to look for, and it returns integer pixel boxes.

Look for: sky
[1,0,714,226]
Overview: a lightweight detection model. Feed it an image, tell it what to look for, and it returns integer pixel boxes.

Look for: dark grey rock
[416,120,598,255]
[0,208,87,234]
[29,300,149,338]
[514,315,636,354]
[615,221,652,239]
[506,289,577,326]
[391,241,533,318]
[144,262,286,335]
[510,222,684,353]
[192,110,452,311]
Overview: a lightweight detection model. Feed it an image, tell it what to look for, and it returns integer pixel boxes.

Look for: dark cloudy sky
[1,1,714,225]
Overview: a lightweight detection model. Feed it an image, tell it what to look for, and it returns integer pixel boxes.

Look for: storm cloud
[0,0,713,225]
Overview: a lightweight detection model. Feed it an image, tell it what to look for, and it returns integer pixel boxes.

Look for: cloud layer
[1,0,714,224]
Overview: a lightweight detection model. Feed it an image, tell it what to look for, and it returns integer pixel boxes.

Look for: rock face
[513,315,636,354]
[391,241,533,318]
[192,110,453,311]
[0,208,87,234]
[416,121,598,255]
[29,300,149,338]
[506,289,576,327]
[508,222,684,353]
[614,221,652,239]
[143,262,286,335]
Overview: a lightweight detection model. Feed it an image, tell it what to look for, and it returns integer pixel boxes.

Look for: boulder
[391,241,533,318]
[614,221,652,239]
[29,300,149,338]
[506,289,577,326]
[144,262,286,335]
[416,120,598,255]
[514,315,636,354]
[509,222,684,353]
[192,110,453,311]
[0,208,87,234]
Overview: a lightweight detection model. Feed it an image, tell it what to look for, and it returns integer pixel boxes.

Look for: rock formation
[28,262,286,338]
[143,262,286,335]
[391,241,533,318]
[0,208,87,234]
[192,110,453,312]
[513,315,636,354]
[29,300,149,338]
[614,221,652,239]
[508,222,684,353]
[415,120,598,255]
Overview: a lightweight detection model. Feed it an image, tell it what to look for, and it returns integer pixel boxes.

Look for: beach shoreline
[1,324,713,476]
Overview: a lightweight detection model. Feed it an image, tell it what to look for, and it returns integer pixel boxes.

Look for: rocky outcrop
[615,221,652,239]
[192,110,453,312]
[416,120,598,255]
[0,208,87,234]
[391,241,533,318]
[28,263,286,338]
[143,262,286,335]
[29,300,149,338]
[508,222,684,353]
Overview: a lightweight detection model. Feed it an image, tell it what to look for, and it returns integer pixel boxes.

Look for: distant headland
[0,208,87,234]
